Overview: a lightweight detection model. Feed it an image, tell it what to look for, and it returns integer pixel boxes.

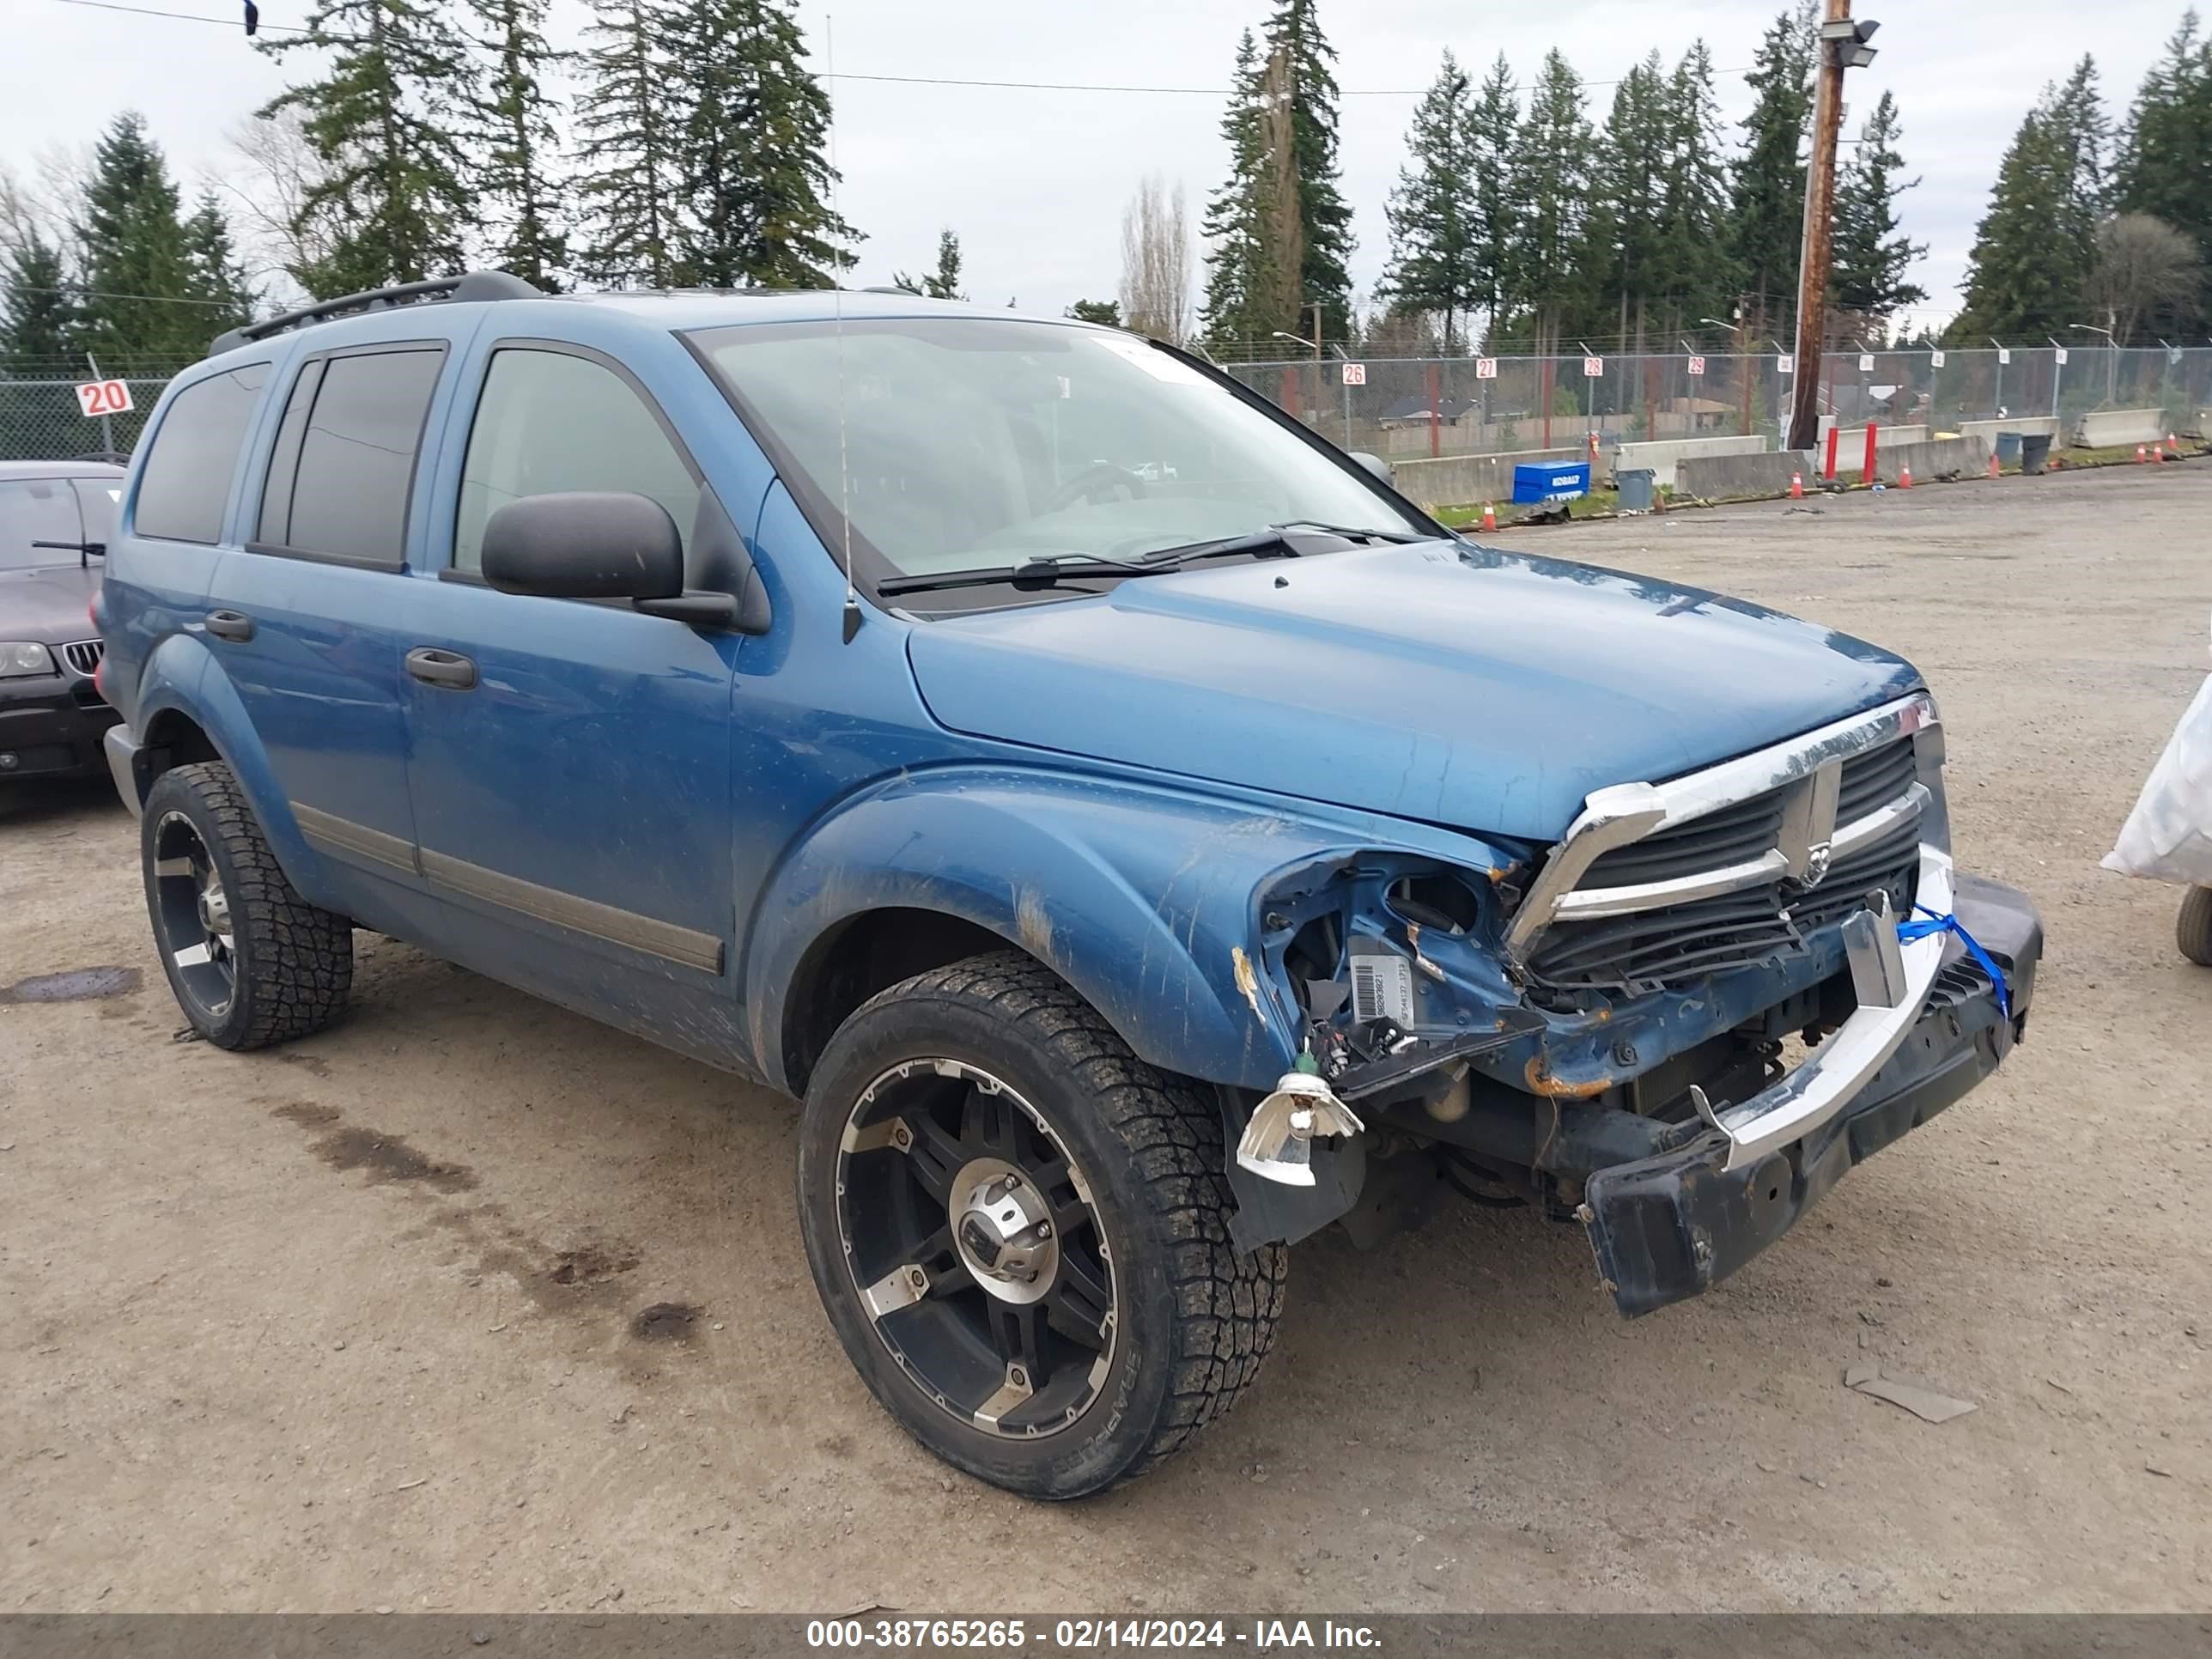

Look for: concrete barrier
[1389,446,1587,508]
[1605,434,1769,489]
[2072,409,2167,448]
[1676,450,1818,501]
[1869,435,1991,483]
[1815,419,1929,450]
[1959,416,2059,447]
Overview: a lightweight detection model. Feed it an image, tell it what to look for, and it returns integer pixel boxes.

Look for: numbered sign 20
[76,380,133,417]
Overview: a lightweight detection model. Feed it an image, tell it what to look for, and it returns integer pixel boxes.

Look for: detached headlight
[0,641,58,678]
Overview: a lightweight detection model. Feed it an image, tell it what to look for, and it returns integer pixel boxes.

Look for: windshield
[0,477,85,570]
[691,317,1426,599]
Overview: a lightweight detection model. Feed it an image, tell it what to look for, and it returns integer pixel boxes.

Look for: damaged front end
[1221,690,2044,1316]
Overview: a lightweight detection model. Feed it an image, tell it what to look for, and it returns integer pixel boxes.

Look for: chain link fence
[0,377,171,463]
[1222,346,2212,460]
[5,346,2209,470]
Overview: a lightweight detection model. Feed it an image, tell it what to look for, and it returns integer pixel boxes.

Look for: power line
[8,283,243,308]
[43,0,1747,94]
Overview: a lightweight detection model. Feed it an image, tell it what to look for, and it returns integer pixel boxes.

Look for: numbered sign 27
[1474,357,1498,380]
[76,380,133,418]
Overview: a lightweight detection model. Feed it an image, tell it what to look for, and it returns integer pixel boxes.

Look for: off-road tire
[141,761,353,1048]
[2179,886,2212,967]
[796,950,1287,1498]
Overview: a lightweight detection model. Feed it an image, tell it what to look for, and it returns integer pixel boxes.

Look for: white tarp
[2105,615,2212,887]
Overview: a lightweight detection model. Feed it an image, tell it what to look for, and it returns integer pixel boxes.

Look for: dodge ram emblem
[1803,842,1834,887]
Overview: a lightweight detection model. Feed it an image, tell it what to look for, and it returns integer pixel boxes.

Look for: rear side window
[453,347,699,575]
[258,346,443,568]
[0,478,82,570]
[133,362,268,544]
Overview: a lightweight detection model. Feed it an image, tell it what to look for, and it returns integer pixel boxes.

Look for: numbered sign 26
[76,380,133,418]
[1340,362,1366,386]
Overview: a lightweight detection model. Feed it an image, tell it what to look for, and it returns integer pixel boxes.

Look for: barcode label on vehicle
[1349,951,1415,1026]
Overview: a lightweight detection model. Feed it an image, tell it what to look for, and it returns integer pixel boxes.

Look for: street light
[1270,330,1320,362]
[2069,322,2118,407]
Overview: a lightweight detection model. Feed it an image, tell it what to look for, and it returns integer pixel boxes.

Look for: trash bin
[1996,431,2024,466]
[1616,467,1656,513]
[2020,434,2052,475]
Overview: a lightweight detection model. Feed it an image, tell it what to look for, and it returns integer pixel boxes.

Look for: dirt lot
[3,464,2209,1614]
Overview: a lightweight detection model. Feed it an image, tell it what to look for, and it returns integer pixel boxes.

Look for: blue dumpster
[1996,431,2023,465]
[1513,460,1591,503]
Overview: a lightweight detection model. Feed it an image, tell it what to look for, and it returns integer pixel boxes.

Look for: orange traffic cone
[2155,437,2166,460]
[1899,465,1913,489]
[1988,450,2002,478]
[2168,432,2179,459]
[1790,471,1804,499]
[1480,501,1498,532]
[2136,443,2149,463]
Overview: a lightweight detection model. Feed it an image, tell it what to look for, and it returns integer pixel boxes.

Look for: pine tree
[1378,52,1476,351]
[1955,89,2095,341]
[1577,53,1671,339]
[258,0,477,298]
[0,235,79,375]
[1832,91,1927,324]
[1467,53,1519,339]
[74,112,201,367]
[574,0,683,287]
[2112,16,2212,306]
[896,229,963,299]
[665,0,856,289]
[1728,6,1815,316]
[463,0,569,289]
[1258,0,1354,340]
[1066,299,1121,326]
[1197,30,1271,343]
[182,191,258,337]
[1657,43,1735,321]
[1502,50,1594,343]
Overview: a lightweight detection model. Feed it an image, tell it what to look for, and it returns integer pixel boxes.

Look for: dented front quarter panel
[745,763,1528,1093]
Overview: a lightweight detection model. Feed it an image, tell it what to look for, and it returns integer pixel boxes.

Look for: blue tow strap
[1896,907,2011,1023]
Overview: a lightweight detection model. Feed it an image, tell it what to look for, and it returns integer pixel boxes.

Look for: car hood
[0,562,98,644]
[903,541,1923,845]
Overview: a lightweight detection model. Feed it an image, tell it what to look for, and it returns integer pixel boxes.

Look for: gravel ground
[3,463,2208,1614]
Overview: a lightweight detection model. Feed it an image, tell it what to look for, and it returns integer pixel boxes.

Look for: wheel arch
[748,769,1327,1097]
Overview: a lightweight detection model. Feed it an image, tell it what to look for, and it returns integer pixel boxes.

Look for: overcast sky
[3,0,2191,338]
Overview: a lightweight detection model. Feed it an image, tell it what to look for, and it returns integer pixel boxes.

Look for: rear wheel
[2179,886,2212,966]
[141,762,353,1048]
[796,951,1285,1498]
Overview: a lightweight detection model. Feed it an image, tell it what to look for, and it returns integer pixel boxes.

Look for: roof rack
[208,270,542,358]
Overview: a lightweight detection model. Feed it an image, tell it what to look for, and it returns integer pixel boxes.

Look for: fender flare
[745,767,1377,1094]
[130,631,321,883]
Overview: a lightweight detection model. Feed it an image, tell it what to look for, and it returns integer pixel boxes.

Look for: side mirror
[481,492,684,602]
[1349,451,1394,487]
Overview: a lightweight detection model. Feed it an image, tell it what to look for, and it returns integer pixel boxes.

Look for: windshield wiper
[1133,520,1430,567]
[878,555,1164,597]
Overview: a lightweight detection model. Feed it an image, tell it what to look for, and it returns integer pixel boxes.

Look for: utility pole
[1786,3,1881,453]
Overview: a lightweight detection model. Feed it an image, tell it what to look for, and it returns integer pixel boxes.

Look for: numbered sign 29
[1686,356,1706,377]
[76,379,133,418]
[1474,357,1498,380]
[1582,356,1603,379]
[1340,362,1366,386]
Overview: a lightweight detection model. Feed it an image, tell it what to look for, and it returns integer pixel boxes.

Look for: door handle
[405,647,478,690]
[204,610,255,642]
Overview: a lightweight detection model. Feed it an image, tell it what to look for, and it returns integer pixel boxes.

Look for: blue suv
[96,273,2042,1498]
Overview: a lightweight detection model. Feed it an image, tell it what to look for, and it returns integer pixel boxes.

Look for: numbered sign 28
[1340,362,1365,386]
[76,380,133,418]
[1582,356,1603,379]
[1686,356,1706,377]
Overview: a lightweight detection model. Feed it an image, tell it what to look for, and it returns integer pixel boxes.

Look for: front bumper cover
[0,675,119,780]
[1582,873,2041,1317]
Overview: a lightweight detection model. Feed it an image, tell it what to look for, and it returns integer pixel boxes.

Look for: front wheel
[796,951,1285,1498]
[2180,886,2212,966]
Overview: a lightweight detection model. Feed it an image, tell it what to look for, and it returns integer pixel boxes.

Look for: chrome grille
[1521,722,1936,994]
[60,638,104,676]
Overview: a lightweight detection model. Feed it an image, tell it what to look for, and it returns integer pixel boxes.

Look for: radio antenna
[829,13,860,643]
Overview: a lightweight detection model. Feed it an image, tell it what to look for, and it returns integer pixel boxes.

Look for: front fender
[748,765,1503,1093]
[130,631,319,882]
